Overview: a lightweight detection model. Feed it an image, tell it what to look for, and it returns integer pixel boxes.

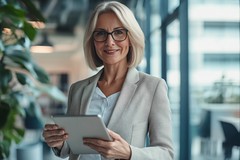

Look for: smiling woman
[42,1,174,160]
[93,12,131,71]
[84,2,145,70]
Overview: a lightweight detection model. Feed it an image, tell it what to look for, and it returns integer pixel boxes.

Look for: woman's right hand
[42,124,68,150]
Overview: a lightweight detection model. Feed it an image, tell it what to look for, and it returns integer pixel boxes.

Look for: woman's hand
[83,129,131,160]
[42,124,68,150]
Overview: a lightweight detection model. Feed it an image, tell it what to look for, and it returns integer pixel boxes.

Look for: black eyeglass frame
[92,29,128,42]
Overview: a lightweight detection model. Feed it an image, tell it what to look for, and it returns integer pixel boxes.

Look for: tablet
[51,115,112,154]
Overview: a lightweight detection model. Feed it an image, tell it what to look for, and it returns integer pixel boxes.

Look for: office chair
[220,121,240,160]
[198,110,211,155]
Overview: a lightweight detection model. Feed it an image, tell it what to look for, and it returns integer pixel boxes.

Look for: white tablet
[51,115,112,154]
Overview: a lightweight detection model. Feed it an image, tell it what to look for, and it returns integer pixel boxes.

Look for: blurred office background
[1,0,239,160]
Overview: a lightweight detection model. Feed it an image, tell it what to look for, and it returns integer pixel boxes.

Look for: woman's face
[93,12,130,67]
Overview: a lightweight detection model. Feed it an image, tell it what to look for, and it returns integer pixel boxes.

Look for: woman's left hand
[83,129,131,160]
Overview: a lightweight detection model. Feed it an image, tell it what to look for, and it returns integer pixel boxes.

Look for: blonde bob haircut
[83,1,145,70]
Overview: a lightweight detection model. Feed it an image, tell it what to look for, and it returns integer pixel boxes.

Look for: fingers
[44,133,68,142]
[42,124,68,149]
[43,127,65,138]
[44,133,68,148]
[83,130,131,159]
[83,139,113,158]
[86,142,113,156]
[83,129,120,149]
[44,124,58,130]
[47,140,66,148]
[107,129,121,140]
[83,138,112,148]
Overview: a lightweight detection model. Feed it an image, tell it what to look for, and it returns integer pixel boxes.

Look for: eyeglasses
[93,29,128,42]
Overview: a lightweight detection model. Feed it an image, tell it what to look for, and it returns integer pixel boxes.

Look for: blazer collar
[124,67,139,84]
[107,67,139,129]
[80,67,140,129]
[79,69,103,114]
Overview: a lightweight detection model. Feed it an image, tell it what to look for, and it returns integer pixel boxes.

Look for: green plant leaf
[1,91,26,117]
[16,72,33,86]
[24,101,43,129]
[19,36,31,49]
[12,127,25,144]
[23,21,37,41]
[0,4,26,19]
[14,104,25,118]
[0,40,4,53]
[2,103,18,129]
[20,0,45,22]
[3,127,25,144]
[0,101,10,129]
[0,5,25,28]
[0,1,48,158]
[0,139,11,159]
[0,65,12,93]
[4,48,50,84]
[37,84,67,103]
[5,46,31,61]
[0,4,38,42]
[21,0,45,22]
[32,62,50,84]
[10,92,27,117]
[4,49,38,78]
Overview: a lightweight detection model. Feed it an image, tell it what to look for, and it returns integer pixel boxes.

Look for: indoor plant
[0,0,66,158]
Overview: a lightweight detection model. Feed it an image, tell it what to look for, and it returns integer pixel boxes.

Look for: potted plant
[0,0,66,159]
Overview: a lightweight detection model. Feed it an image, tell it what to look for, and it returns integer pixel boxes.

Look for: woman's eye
[114,30,124,35]
[96,31,106,36]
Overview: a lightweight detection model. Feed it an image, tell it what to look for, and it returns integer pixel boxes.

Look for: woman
[42,1,174,160]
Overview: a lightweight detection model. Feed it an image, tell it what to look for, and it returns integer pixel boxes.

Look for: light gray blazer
[57,68,174,160]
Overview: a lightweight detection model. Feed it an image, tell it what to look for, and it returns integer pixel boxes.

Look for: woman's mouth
[104,49,119,54]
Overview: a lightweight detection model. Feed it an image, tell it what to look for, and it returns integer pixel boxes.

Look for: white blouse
[80,87,120,160]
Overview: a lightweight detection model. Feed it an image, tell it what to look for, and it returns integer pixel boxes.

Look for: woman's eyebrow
[94,28,106,31]
[113,27,124,30]
[94,27,125,31]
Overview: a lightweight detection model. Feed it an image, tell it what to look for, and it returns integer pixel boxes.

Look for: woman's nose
[105,34,115,46]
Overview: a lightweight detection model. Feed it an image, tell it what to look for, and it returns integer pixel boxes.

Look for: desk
[201,103,240,141]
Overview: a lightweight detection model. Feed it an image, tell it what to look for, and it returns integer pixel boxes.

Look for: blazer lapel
[107,68,139,129]
[80,70,103,114]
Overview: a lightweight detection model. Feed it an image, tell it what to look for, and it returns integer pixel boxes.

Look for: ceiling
[36,0,130,34]
[38,0,88,34]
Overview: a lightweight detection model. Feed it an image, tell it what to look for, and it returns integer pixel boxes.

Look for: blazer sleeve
[130,79,174,160]
[53,84,73,158]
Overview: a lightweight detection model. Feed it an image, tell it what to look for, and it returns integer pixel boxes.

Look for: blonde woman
[42,1,174,160]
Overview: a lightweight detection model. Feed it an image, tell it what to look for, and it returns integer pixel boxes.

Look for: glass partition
[189,1,240,159]
[167,19,181,159]
[169,0,180,13]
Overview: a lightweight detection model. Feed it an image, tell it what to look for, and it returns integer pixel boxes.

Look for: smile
[104,49,119,54]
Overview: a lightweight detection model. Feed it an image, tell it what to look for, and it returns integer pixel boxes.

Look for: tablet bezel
[51,115,112,154]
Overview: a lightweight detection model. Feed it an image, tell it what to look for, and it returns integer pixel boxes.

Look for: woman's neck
[97,65,128,97]
[101,66,128,85]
